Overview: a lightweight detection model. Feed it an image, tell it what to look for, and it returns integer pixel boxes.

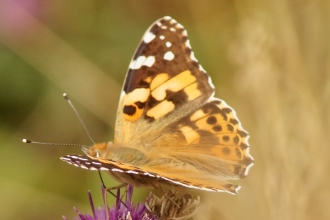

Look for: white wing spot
[169,18,176,24]
[185,39,191,48]
[199,65,206,72]
[144,172,155,177]
[165,42,172,47]
[127,170,139,174]
[92,161,102,165]
[100,167,109,171]
[164,51,175,61]
[112,168,124,173]
[144,56,155,67]
[143,32,156,43]
[190,51,198,62]
[208,76,215,89]
[159,35,165,40]
[89,167,98,170]
[170,27,176,32]
[61,157,70,162]
[176,23,184,29]
[80,165,88,169]
[129,56,146,70]
[129,56,155,69]
[245,162,254,176]
[129,60,135,69]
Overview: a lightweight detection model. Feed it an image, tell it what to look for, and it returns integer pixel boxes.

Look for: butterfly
[61,16,254,195]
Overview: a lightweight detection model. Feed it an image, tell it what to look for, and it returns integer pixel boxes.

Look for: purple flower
[64,185,200,220]
[64,185,158,220]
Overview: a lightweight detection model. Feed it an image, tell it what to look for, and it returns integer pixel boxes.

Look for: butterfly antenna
[63,94,127,205]
[22,139,90,148]
[62,94,128,207]
[63,93,95,145]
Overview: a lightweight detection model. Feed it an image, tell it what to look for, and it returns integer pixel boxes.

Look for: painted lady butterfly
[61,16,254,194]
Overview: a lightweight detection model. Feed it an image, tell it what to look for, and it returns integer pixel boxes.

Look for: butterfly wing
[138,97,253,194]
[115,16,214,145]
[112,16,253,193]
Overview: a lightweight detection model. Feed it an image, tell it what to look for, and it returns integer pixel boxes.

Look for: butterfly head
[82,142,113,159]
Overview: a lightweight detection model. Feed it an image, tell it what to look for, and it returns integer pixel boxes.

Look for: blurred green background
[1,0,329,219]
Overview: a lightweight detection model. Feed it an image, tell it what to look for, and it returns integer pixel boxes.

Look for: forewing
[115,16,214,144]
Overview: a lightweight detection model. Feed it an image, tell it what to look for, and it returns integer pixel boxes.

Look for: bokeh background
[1,1,329,219]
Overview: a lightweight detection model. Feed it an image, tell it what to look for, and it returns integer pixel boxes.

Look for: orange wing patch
[123,70,203,121]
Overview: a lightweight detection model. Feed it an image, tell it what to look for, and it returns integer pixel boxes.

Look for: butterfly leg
[98,170,128,195]
[105,182,128,191]
[104,183,129,210]
[97,171,129,208]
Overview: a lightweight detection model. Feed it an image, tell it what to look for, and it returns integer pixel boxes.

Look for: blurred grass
[0,0,329,219]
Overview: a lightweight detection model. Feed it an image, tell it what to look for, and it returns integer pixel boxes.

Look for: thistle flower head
[63,185,158,220]
[63,186,200,220]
